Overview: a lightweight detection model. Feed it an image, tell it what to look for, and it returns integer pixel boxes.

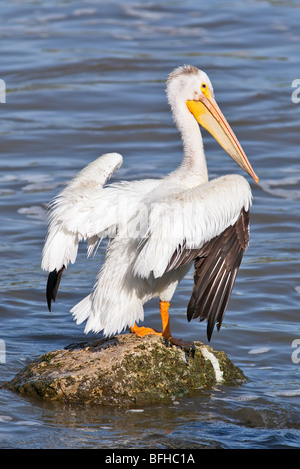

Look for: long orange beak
[186,94,259,183]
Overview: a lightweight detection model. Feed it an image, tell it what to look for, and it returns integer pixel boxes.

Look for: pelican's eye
[201,82,210,98]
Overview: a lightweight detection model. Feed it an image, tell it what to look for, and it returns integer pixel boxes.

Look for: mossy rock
[3,334,246,406]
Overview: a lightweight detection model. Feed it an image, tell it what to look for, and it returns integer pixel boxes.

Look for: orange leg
[130,301,190,346]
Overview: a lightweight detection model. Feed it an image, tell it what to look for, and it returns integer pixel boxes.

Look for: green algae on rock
[4,334,246,406]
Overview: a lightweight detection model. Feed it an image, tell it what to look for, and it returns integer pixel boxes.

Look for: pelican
[42,65,258,344]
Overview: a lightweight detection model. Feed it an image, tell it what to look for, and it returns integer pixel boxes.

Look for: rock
[4,334,246,406]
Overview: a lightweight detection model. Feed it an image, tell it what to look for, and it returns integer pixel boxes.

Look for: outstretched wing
[167,208,250,341]
[42,153,123,271]
[42,153,123,310]
[42,152,161,311]
[133,174,252,340]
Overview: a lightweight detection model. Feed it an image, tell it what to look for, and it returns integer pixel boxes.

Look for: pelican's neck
[168,103,209,188]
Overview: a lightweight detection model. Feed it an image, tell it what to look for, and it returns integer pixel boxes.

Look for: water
[1,0,300,449]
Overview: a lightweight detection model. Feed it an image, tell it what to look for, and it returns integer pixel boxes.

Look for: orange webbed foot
[130,324,160,337]
[130,323,192,348]
[130,300,192,348]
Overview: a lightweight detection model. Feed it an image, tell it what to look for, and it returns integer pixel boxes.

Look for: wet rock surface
[4,333,246,406]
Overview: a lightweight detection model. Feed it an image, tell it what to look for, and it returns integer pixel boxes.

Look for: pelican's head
[167,65,259,183]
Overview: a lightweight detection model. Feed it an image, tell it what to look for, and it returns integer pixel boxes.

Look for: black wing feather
[167,209,250,341]
[46,266,65,312]
[189,209,249,340]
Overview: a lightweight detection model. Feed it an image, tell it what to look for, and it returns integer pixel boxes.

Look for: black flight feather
[166,209,250,341]
[46,265,65,312]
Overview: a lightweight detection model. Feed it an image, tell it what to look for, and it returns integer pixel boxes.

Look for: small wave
[248,347,271,355]
[18,205,46,221]
[271,389,300,397]
[230,394,260,402]
[15,420,42,426]
[22,182,55,193]
[73,9,97,17]
[122,3,172,21]
[212,394,260,402]
[0,415,13,423]
[0,175,18,183]
[0,189,16,196]
[259,176,300,200]
[126,409,144,413]
[0,172,59,194]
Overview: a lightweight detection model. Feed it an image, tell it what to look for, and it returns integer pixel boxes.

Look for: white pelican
[42,65,258,344]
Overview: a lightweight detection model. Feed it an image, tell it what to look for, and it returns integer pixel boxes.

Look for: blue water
[1,0,300,449]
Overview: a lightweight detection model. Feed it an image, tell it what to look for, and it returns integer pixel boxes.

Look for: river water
[0,0,300,449]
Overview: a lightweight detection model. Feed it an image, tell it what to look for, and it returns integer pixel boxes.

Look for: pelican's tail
[71,283,145,337]
[71,294,92,328]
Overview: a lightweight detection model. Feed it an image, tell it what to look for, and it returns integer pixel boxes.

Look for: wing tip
[46,266,65,312]
[186,207,250,341]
